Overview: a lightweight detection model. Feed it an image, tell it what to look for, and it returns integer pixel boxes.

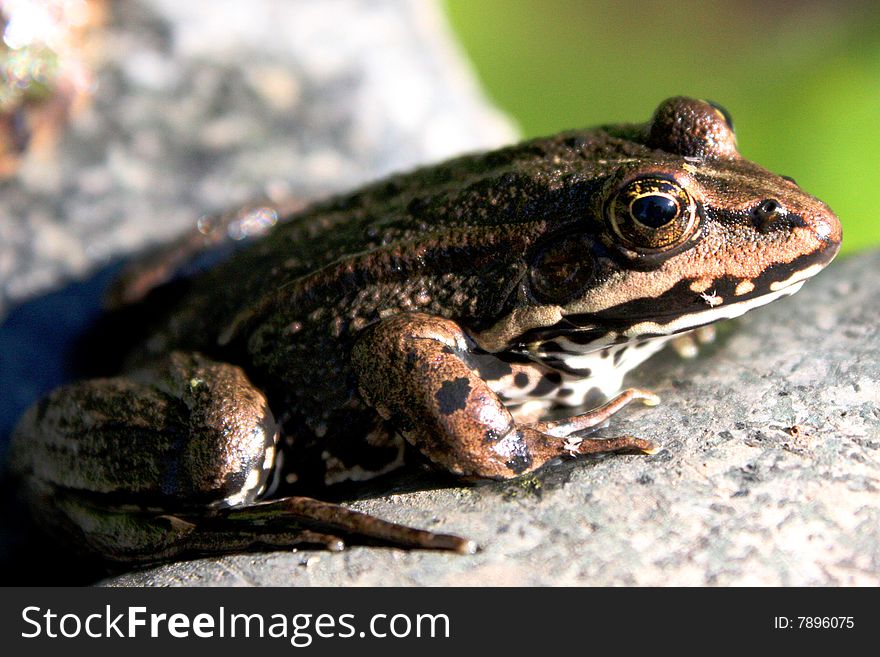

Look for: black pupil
[631,194,678,228]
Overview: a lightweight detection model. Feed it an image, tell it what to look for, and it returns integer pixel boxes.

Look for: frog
[8,97,841,564]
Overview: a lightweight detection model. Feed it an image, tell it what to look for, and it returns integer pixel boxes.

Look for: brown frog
[9,98,842,563]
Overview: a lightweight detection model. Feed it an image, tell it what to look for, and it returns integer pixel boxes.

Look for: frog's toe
[228,496,474,554]
[567,434,657,457]
[670,325,717,359]
[293,530,345,552]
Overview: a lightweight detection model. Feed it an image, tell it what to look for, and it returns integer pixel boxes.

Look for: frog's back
[130,125,641,362]
[223,125,644,279]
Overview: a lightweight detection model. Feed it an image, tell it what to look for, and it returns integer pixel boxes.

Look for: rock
[0,0,515,318]
[0,0,516,448]
[103,250,880,586]
[4,0,876,588]
[0,0,514,583]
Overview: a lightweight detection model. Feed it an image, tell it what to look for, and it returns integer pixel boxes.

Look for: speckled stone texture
[104,251,880,586]
[0,0,515,317]
[0,0,514,582]
[3,0,877,588]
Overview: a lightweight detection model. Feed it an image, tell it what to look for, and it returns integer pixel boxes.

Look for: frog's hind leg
[33,492,353,565]
[10,350,279,562]
[58,495,474,565]
[352,313,659,481]
[11,350,472,563]
[194,496,474,555]
[11,351,281,507]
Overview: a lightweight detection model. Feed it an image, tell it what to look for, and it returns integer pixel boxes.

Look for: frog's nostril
[751,198,785,232]
[757,199,781,215]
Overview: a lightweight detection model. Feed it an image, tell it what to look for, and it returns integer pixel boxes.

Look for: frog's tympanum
[10,98,841,563]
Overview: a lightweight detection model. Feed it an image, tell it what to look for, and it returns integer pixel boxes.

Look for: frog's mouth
[609,280,807,341]
[499,243,837,352]
[571,250,832,328]
[513,262,823,349]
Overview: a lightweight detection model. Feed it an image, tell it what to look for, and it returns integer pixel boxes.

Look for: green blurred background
[444,0,880,254]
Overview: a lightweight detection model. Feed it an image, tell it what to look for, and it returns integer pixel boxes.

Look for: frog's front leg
[352,313,658,480]
[10,351,471,563]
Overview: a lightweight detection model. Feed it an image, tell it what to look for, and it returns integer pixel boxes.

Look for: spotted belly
[268,412,407,493]
[270,328,688,491]
[472,333,675,410]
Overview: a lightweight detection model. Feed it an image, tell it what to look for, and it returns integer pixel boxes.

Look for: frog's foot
[41,494,473,565]
[213,496,475,554]
[142,497,475,561]
[670,325,717,359]
[530,388,659,437]
[529,387,659,457]
[353,313,661,481]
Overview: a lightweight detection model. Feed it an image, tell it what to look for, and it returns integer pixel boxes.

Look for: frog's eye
[607,177,699,250]
[707,100,735,133]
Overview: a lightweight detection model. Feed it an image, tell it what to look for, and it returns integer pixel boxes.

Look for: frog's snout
[769,197,842,267]
[807,205,843,265]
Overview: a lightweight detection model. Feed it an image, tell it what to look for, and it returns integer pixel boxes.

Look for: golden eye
[607,177,698,250]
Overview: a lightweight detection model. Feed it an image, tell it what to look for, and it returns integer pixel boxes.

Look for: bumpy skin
[12,353,277,506]
[10,98,842,562]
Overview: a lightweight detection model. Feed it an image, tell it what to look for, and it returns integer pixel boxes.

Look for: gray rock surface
[4,0,877,588]
[0,0,515,317]
[0,0,514,582]
[104,250,880,586]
